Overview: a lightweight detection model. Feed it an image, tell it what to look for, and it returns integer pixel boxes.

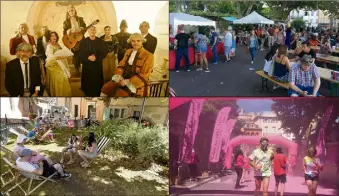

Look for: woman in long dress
[100,26,119,83]
[45,31,72,96]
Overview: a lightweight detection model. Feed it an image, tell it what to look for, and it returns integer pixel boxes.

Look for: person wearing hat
[14,134,53,165]
[16,149,71,179]
[288,54,321,97]
[114,20,132,63]
[78,25,108,96]
[101,33,154,97]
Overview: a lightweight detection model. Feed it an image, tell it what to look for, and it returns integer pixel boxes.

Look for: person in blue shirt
[26,128,37,141]
[247,30,259,64]
[210,26,219,64]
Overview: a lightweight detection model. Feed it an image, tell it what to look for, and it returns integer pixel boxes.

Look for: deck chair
[1,157,57,196]
[87,136,111,166]
[1,146,16,189]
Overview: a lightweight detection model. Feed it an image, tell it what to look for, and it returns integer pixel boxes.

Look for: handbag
[263,59,273,76]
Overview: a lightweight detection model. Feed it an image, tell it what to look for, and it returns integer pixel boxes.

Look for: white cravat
[128,50,137,65]
[20,59,30,89]
[22,34,29,44]
[143,33,148,38]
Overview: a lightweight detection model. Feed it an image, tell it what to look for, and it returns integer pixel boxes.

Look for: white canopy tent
[170,13,216,35]
[233,11,274,24]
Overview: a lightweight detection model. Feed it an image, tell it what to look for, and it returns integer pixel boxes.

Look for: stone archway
[224,135,298,169]
[154,2,169,50]
[26,1,118,39]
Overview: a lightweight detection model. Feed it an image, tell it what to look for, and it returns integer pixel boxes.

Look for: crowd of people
[258,24,339,97]
[5,5,158,97]
[169,25,237,72]
[184,137,334,196]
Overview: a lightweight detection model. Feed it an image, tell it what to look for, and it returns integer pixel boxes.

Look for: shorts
[41,160,57,177]
[305,174,319,181]
[224,46,232,55]
[199,46,207,53]
[79,150,97,158]
[274,174,287,183]
[194,46,200,53]
[66,147,76,153]
[254,176,270,181]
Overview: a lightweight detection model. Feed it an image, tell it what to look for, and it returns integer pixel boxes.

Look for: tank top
[273,56,288,77]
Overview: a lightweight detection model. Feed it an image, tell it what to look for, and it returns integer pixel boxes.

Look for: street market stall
[169,13,223,70]
[233,11,274,25]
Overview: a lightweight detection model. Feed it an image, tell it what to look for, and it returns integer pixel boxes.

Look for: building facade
[80,98,169,125]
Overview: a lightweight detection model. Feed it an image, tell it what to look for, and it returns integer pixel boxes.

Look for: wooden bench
[255,70,290,92]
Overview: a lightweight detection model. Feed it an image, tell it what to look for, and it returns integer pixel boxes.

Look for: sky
[236,99,274,112]
[113,1,167,34]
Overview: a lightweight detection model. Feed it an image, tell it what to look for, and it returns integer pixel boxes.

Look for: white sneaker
[205,69,210,72]
[273,85,280,90]
[251,61,254,64]
[176,70,179,72]
[196,68,203,71]
[187,70,191,72]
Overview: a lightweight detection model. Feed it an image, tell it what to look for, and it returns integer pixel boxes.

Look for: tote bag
[263,59,274,77]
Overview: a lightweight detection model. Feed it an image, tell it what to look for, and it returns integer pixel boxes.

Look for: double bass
[62,19,99,51]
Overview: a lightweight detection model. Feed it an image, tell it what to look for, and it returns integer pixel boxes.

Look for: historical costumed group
[5,5,158,97]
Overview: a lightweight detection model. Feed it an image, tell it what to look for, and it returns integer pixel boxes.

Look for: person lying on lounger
[14,134,53,165]
[16,149,71,179]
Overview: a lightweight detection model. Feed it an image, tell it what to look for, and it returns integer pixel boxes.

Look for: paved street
[175,169,338,196]
[170,46,330,96]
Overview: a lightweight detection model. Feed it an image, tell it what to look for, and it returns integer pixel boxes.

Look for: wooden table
[317,67,339,96]
[316,54,339,68]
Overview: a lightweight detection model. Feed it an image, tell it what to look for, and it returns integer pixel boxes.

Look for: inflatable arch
[224,135,298,169]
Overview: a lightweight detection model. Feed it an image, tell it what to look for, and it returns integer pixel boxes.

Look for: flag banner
[209,108,232,163]
[179,99,205,163]
[316,106,333,156]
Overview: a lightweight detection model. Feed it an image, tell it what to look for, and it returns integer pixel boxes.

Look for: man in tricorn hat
[114,20,132,63]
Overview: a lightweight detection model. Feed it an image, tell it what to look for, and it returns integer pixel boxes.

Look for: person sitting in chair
[16,149,71,179]
[77,132,97,168]
[14,134,53,165]
[60,134,81,165]
[101,33,154,97]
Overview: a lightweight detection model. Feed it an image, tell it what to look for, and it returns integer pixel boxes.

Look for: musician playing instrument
[63,5,86,76]
[101,33,154,97]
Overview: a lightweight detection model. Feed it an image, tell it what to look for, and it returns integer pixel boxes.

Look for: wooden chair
[1,146,58,195]
[1,157,57,196]
[1,146,16,189]
[149,80,169,97]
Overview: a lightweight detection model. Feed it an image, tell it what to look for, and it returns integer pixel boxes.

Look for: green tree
[291,19,306,30]
[271,98,338,145]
